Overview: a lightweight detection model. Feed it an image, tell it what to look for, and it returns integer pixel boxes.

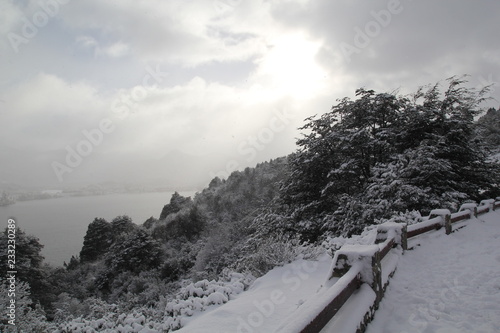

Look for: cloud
[1,0,499,188]
[75,35,99,53]
[75,36,129,58]
[0,1,24,35]
[0,67,312,186]
[0,73,109,151]
[270,0,500,98]
[103,41,130,58]
[59,0,271,66]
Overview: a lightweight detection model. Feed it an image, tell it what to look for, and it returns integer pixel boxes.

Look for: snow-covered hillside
[177,210,500,333]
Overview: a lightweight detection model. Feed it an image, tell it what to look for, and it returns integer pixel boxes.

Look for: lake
[0,190,197,266]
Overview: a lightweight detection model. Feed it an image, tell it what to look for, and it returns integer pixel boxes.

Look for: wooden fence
[275,198,500,333]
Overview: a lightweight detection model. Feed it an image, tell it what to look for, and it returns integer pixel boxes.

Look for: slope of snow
[176,255,332,333]
[366,211,500,333]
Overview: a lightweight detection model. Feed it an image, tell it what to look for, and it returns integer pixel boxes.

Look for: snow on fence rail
[275,197,500,333]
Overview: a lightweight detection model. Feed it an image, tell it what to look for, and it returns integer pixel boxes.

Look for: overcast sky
[1,0,499,190]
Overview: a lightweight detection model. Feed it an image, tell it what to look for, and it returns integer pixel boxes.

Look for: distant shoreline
[0,187,201,206]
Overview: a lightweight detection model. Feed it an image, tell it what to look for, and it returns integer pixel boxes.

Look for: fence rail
[276,197,500,333]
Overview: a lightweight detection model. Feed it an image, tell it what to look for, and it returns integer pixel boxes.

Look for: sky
[1,0,499,191]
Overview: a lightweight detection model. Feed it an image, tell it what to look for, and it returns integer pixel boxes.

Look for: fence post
[371,251,383,308]
[376,222,406,250]
[493,198,499,211]
[331,254,351,278]
[430,209,452,235]
[479,199,495,213]
[401,224,408,251]
[444,214,452,235]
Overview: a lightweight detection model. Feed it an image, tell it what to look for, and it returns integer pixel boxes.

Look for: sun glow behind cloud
[253,34,327,99]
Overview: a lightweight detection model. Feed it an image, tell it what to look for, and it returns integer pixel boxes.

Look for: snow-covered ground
[176,210,500,333]
[366,210,500,333]
[176,255,332,333]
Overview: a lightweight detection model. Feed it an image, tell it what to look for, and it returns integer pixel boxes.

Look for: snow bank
[176,255,332,333]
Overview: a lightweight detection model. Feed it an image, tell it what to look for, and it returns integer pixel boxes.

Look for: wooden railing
[275,197,500,333]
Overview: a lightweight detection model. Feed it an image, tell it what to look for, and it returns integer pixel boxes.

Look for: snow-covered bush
[0,278,49,333]
[377,210,422,225]
[235,235,322,276]
[52,270,254,332]
[322,225,379,258]
[163,270,254,329]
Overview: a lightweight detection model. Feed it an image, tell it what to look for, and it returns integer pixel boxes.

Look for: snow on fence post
[331,245,383,306]
[493,197,500,211]
[376,222,407,251]
[450,210,473,224]
[331,253,352,278]
[478,199,494,215]
[429,209,451,235]
[458,202,478,220]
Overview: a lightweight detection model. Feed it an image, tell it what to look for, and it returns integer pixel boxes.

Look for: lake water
[0,191,197,266]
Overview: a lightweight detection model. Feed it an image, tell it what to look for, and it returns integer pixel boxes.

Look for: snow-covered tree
[79,218,113,263]
[110,215,136,236]
[281,77,499,238]
[106,229,162,275]
[0,279,49,332]
[159,192,192,220]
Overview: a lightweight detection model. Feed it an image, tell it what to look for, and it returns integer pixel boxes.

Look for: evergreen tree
[0,228,51,315]
[80,218,113,263]
[159,192,192,220]
[0,279,49,331]
[110,215,136,237]
[64,256,80,271]
[476,107,500,149]
[105,229,162,274]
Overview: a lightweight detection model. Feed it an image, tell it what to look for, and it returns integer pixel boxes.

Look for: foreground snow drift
[177,255,331,333]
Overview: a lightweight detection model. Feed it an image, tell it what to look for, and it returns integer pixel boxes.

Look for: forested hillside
[1,78,499,332]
